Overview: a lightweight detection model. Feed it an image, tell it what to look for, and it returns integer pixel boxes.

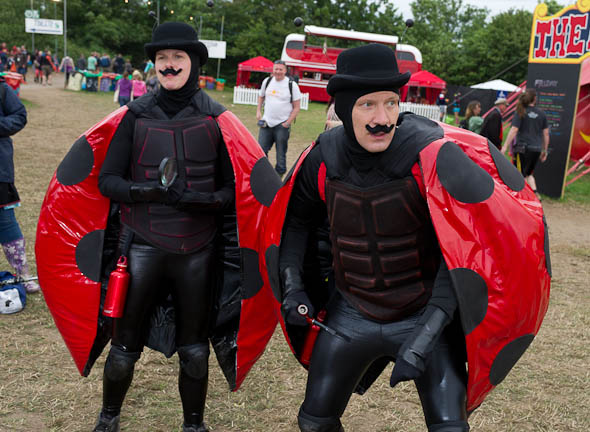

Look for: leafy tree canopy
[0,0,566,86]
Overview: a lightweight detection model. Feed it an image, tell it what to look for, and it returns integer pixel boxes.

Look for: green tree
[543,0,566,15]
[460,9,533,86]
[405,0,488,84]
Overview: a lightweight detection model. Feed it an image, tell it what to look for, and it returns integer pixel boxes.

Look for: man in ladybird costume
[266,44,550,432]
[35,22,281,432]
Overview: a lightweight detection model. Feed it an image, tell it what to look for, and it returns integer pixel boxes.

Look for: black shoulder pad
[192,90,226,117]
[127,93,157,116]
[380,113,444,177]
[317,126,348,179]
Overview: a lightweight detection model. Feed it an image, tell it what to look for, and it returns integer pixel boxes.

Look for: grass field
[0,81,588,431]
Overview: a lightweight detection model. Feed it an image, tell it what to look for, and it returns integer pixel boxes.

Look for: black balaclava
[156,51,200,117]
[334,87,401,173]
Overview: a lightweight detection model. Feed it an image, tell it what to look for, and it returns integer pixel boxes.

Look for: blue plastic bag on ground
[0,271,26,314]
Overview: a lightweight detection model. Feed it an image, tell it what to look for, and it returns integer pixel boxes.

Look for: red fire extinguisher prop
[297,304,351,366]
[300,309,327,366]
[103,256,130,318]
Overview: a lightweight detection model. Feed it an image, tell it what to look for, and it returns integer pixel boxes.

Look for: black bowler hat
[144,22,208,66]
[327,43,410,95]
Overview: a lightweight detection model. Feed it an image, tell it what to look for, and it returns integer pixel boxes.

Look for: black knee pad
[298,407,343,432]
[104,346,141,382]
[178,343,210,380]
[428,420,470,432]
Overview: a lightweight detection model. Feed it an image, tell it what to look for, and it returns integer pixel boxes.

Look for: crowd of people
[0,41,158,91]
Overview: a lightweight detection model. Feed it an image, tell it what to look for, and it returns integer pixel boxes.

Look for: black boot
[92,412,120,432]
[182,422,209,432]
[298,407,344,432]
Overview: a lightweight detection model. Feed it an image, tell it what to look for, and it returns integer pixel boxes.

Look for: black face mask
[156,51,200,117]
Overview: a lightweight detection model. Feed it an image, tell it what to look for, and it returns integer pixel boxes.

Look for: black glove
[129,180,185,205]
[282,290,314,326]
[390,358,422,388]
[390,306,450,388]
[281,267,314,326]
[175,189,223,211]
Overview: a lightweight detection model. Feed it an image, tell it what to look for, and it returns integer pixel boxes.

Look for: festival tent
[236,56,273,87]
[402,69,446,104]
[471,79,521,92]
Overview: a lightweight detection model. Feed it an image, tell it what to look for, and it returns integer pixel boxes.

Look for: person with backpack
[502,89,549,199]
[40,50,57,86]
[0,78,40,294]
[256,59,301,176]
[59,55,75,89]
[99,53,112,72]
[459,100,483,134]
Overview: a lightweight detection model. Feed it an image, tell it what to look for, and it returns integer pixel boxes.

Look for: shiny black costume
[94,22,231,432]
[279,44,469,432]
[98,91,234,430]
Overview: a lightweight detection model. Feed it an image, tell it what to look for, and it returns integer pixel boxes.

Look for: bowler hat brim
[327,71,411,96]
[144,40,208,66]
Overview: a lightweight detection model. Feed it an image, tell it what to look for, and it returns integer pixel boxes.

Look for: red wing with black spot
[420,125,550,411]
[36,108,281,391]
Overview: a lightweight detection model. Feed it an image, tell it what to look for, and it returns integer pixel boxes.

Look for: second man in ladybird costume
[273,43,550,432]
[279,44,468,432]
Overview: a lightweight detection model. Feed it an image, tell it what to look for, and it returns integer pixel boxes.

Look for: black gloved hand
[390,306,451,388]
[281,267,314,326]
[175,189,223,211]
[129,180,185,205]
[282,290,314,326]
[390,355,423,388]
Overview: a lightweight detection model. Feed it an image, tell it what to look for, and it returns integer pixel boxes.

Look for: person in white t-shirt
[256,60,301,175]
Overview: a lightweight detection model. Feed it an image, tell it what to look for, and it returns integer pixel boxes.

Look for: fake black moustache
[366,124,395,134]
[159,68,182,76]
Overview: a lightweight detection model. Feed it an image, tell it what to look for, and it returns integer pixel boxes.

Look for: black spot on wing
[436,141,494,204]
[240,248,263,299]
[75,230,105,282]
[449,267,488,336]
[250,157,282,207]
[57,136,94,186]
[489,334,535,386]
[488,140,525,192]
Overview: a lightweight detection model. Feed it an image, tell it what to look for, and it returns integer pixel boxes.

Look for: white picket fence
[399,102,441,121]
[232,88,435,118]
[233,86,310,110]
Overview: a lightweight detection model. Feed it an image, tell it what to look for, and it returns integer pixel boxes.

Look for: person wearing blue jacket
[0,79,39,293]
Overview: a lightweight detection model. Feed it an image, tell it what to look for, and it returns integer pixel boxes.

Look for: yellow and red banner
[529,0,590,63]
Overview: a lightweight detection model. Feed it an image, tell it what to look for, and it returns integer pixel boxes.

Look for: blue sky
[395,0,545,18]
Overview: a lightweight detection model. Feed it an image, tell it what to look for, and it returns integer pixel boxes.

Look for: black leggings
[112,242,214,349]
[302,295,468,428]
[103,241,214,425]
[514,151,541,177]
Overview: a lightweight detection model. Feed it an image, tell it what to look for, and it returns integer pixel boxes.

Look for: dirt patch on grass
[1,75,588,431]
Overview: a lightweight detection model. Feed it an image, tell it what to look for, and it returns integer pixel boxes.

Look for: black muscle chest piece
[121,115,221,254]
[325,177,439,322]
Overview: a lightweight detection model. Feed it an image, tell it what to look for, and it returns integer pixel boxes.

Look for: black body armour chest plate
[325,177,439,322]
[121,114,221,254]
